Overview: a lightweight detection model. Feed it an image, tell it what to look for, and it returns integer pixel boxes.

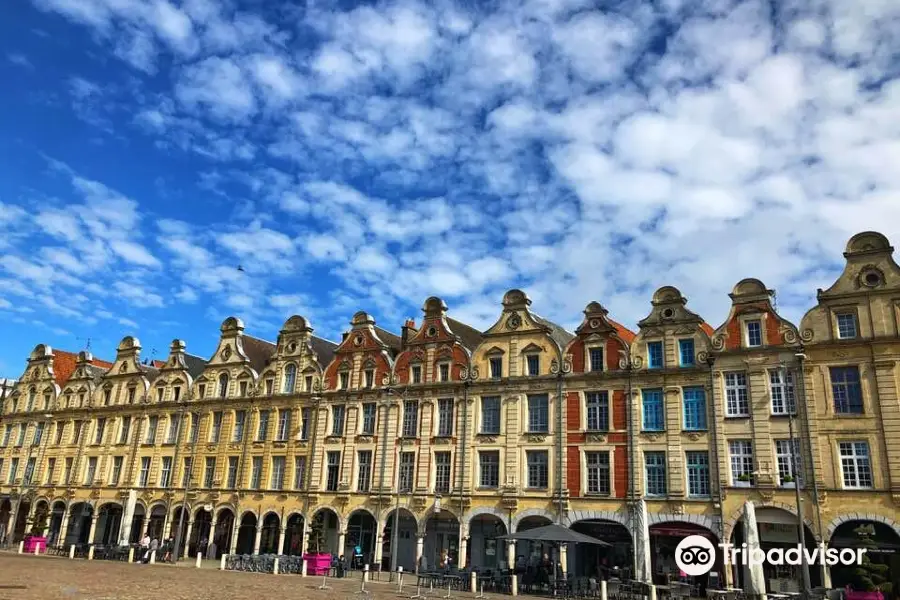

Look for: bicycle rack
[318,573,331,590]
[475,581,487,599]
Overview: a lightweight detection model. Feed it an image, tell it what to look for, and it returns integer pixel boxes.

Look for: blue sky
[1,0,898,377]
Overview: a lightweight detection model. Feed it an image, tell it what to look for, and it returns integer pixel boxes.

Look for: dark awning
[498,524,611,545]
[830,537,900,553]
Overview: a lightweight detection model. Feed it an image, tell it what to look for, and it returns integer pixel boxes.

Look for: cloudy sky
[1,0,898,375]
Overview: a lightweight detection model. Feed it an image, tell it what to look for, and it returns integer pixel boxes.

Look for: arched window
[218,373,229,398]
[283,364,297,394]
[26,388,36,412]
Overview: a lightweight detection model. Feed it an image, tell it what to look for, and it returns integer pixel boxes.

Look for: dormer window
[127,388,135,404]
[239,381,248,397]
[364,369,374,388]
[339,372,349,390]
[589,348,604,372]
[265,379,273,396]
[745,320,762,347]
[157,388,164,402]
[678,339,695,366]
[173,387,181,402]
[411,365,422,384]
[526,355,540,376]
[103,389,112,406]
[647,342,663,369]
[305,375,314,392]
[836,312,858,339]
[198,384,206,399]
[490,357,502,378]
[439,363,450,382]
[283,364,297,394]
[217,374,229,398]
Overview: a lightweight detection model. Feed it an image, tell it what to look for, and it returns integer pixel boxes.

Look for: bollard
[511,574,518,596]
[273,557,279,575]
[301,559,307,577]
[149,550,156,564]
[471,571,477,593]
[398,566,404,594]
[68,545,75,559]
[128,548,135,563]
[196,552,202,569]
[360,566,367,593]
[363,564,369,583]
[34,544,40,556]
[601,580,608,600]
[88,546,95,560]
[650,584,657,600]
[17,541,23,554]
[220,554,227,570]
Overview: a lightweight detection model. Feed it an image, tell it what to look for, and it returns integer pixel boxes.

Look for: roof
[309,335,338,368]
[700,322,715,336]
[531,313,576,350]
[183,353,208,379]
[52,350,114,386]
[373,326,402,353]
[446,317,484,351]
[608,318,636,343]
[242,335,277,373]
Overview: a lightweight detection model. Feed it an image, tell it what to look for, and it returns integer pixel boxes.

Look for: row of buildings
[0,232,899,594]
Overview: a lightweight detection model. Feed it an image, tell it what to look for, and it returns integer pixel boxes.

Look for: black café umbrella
[499,524,610,589]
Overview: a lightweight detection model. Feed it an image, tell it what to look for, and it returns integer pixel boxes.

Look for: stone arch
[723,502,815,542]
[311,506,344,533]
[464,506,508,527]
[261,509,281,522]
[347,506,377,531]
[238,508,258,522]
[97,500,123,510]
[825,512,900,541]
[511,508,556,531]
[650,512,718,535]
[418,506,461,534]
[378,505,416,529]
[147,500,168,513]
[566,509,630,528]
[215,504,237,521]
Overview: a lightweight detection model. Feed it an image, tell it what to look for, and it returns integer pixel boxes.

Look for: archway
[382,507,416,571]
[66,502,94,545]
[0,498,10,543]
[213,509,234,558]
[469,514,507,570]
[515,515,553,568]
[96,503,123,545]
[260,513,280,554]
[284,514,305,555]
[169,507,190,550]
[236,512,257,555]
[309,508,340,555]
[571,519,632,578]
[424,510,460,568]
[829,520,900,598]
[650,521,720,590]
[147,505,166,541]
[130,505,146,544]
[12,499,31,543]
[48,501,66,545]
[31,500,50,539]
[190,508,213,558]
[346,510,377,568]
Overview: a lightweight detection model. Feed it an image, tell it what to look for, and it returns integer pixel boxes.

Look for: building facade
[0,232,899,594]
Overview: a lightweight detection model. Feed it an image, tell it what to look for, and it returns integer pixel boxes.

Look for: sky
[1,0,899,377]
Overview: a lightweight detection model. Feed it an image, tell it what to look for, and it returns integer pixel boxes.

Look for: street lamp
[784,358,812,594]
[171,399,193,563]
[10,412,53,544]
[618,349,639,578]
[549,342,571,525]
[382,384,408,577]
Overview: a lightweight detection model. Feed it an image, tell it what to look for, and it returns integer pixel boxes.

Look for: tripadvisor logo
[675,535,866,576]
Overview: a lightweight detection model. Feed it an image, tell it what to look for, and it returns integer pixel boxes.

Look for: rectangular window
[831,367,864,414]
[305,375,313,392]
[276,409,290,441]
[157,388,164,402]
[167,414,179,444]
[479,450,500,488]
[146,416,158,445]
[769,370,796,415]
[364,369,374,388]
[402,401,419,437]
[31,421,44,446]
[526,355,540,376]
[526,450,549,489]
[362,403,377,435]
[724,372,749,417]
[182,457,193,487]
[0,460,4,484]
[82,457,95,484]
[204,457,216,488]
[64,457,74,485]
[160,456,172,487]
[679,339,695,366]
[411,365,422,384]
[24,457,35,484]
[211,412,223,443]
[127,388,136,404]
[585,392,609,431]
[775,439,802,487]
[300,408,310,441]
[527,394,549,433]
[95,418,106,444]
[45,457,55,484]
[265,379,273,396]
[489,357,502,378]
[188,413,199,443]
[138,457,150,487]
[398,451,415,492]
[111,456,123,485]
[173,387,181,402]
[332,405,346,436]
[198,384,206,398]
[55,422,65,445]
[437,399,454,437]
[435,451,452,493]
[746,320,762,347]
[240,380,249,397]
[233,411,246,442]
[250,456,262,489]
[294,456,306,490]
[257,410,270,441]
[839,441,872,489]
[2,425,11,446]
[729,440,753,485]
[104,389,112,405]
[227,457,239,488]
[326,451,341,491]
[118,417,131,444]
[357,450,372,492]
[16,424,25,446]
[642,389,664,431]
[645,452,666,496]
[686,451,710,497]
[481,397,501,434]
[74,421,85,445]
[439,363,450,382]
[271,456,286,490]
[589,348,604,372]
[339,372,349,390]
[647,341,663,369]
[836,313,857,339]
[586,451,611,494]
[683,387,707,430]
[8,458,18,484]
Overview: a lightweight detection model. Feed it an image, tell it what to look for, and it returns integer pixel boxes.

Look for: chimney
[401,318,416,349]
[341,332,349,343]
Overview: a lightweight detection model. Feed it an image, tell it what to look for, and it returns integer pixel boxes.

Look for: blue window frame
[746,320,762,347]
[645,452,666,496]
[830,366,863,414]
[683,387,707,430]
[642,389,664,431]
[686,451,710,497]
[647,342,663,369]
[678,339,695,366]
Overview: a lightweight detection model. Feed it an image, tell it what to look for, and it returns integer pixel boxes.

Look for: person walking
[140,534,150,564]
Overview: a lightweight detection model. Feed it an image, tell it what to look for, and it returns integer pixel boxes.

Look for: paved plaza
[0,554,459,600]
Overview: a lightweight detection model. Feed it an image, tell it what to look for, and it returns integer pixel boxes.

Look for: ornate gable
[711,279,799,351]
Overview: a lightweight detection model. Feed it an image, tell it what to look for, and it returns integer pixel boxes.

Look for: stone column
[560,545,568,575]
[300,519,309,556]
[209,518,217,556]
[229,522,240,554]
[458,532,468,570]
[373,533,384,569]
[337,530,346,557]
[415,533,425,571]
[507,540,516,569]
[58,510,71,546]
[119,490,137,546]
[87,516,99,545]
[182,520,194,559]
[277,527,286,556]
[253,526,262,555]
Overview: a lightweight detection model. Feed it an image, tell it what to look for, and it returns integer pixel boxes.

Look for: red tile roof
[608,318,637,344]
[52,350,113,386]
[700,322,715,336]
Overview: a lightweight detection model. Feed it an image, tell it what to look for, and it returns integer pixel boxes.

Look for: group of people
[136,534,212,563]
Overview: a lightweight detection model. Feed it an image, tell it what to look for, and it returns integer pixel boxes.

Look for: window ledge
[584,492,612,497]
[833,413,867,418]
[724,415,750,419]
[770,413,797,418]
